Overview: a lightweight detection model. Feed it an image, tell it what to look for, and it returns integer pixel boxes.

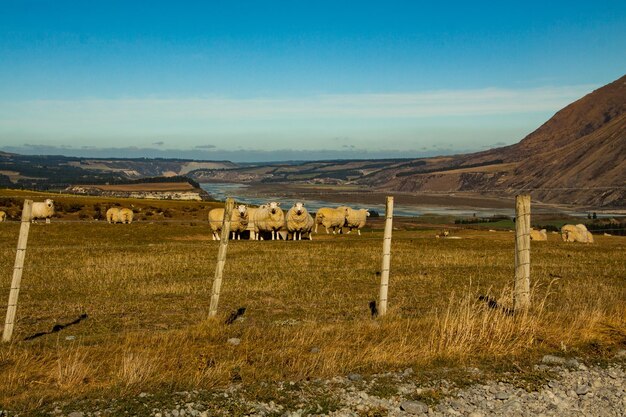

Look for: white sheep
[0,210,6,222]
[530,228,548,241]
[208,205,249,240]
[246,206,260,240]
[31,199,55,223]
[286,202,314,240]
[340,206,370,236]
[315,207,347,234]
[106,207,121,223]
[254,201,285,240]
[119,208,134,224]
[561,224,594,243]
[107,207,133,224]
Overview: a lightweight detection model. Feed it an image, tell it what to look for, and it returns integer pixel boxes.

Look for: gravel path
[6,353,625,417]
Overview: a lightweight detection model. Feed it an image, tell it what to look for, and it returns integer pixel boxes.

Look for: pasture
[0,194,625,413]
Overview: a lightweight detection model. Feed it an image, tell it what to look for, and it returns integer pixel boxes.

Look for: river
[200,183,518,217]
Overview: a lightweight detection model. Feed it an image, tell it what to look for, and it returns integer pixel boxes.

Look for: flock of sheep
[207,202,370,241]
[0,198,601,245]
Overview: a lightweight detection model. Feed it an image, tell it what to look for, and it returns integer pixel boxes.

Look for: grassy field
[0,191,625,413]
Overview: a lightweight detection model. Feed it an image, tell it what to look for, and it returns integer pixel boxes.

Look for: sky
[1,1,625,162]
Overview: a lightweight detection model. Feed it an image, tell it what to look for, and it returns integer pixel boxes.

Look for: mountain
[356,75,626,207]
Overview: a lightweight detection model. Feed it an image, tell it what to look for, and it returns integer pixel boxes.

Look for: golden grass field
[0,190,625,413]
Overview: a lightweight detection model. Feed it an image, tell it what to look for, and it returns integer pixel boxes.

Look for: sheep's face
[268,201,280,214]
[44,199,54,209]
[236,205,247,217]
[294,202,305,215]
[362,209,370,217]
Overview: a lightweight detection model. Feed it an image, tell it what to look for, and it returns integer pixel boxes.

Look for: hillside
[356,75,626,207]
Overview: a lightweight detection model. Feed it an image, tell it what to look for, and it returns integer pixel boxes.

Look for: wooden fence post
[378,196,394,317]
[3,200,33,342]
[514,194,531,312]
[208,198,234,318]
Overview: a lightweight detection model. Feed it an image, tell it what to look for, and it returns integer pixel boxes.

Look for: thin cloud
[0,85,594,123]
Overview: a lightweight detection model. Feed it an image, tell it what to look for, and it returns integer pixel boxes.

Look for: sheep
[530,228,548,241]
[337,206,370,236]
[31,199,55,223]
[119,208,134,224]
[208,205,249,240]
[286,202,315,240]
[315,207,347,234]
[0,211,6,222]
[246,206,260,240]
[561,224,594,243]
[254,201,285,240]
[106,207,121,223]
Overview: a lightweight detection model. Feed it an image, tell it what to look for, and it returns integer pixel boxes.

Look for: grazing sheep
[208,205,249,240]
[0,211,6,222]
[106,207,121,223]
[338,206,370,236]
[31,199,55,223]
[530,228,548,241]
[107,207,133,224]
[286,202,314,240]
[561,224,594,243]
[315,207,347,234]
[119,208,134,224]
[254,202,285,240]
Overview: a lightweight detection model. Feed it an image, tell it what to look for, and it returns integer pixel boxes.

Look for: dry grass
[0,196,624,411]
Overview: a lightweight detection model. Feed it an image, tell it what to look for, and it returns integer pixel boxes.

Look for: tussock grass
[0,201,624,411]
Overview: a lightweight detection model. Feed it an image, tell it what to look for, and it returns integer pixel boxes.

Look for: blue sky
[1,1,625,162]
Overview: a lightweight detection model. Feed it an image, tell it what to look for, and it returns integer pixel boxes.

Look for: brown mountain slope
[358,74,626,208]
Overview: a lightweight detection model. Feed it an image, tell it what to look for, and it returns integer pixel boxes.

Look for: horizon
[1,1,625,162]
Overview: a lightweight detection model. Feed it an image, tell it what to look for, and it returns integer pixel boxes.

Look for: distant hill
[0,153,236,191]
[354,75,626,207]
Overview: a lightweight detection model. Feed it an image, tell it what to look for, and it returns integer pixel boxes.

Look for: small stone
[576,384,590,396]
[400,400,429,414]
[310,347,320,353]
[542,355,566,365]
[68,413,84,417]
[564,358,580,370]
[139,392,148,398]
[403,367,414,376]
[227,338,241,346]
[468,412,484,417]
[65,335,76,341]
[347,373,362,381]
[495,392,510,400]
[615,349,626,358]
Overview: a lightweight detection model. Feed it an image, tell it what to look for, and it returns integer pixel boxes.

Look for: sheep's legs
[357,229,361,236]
